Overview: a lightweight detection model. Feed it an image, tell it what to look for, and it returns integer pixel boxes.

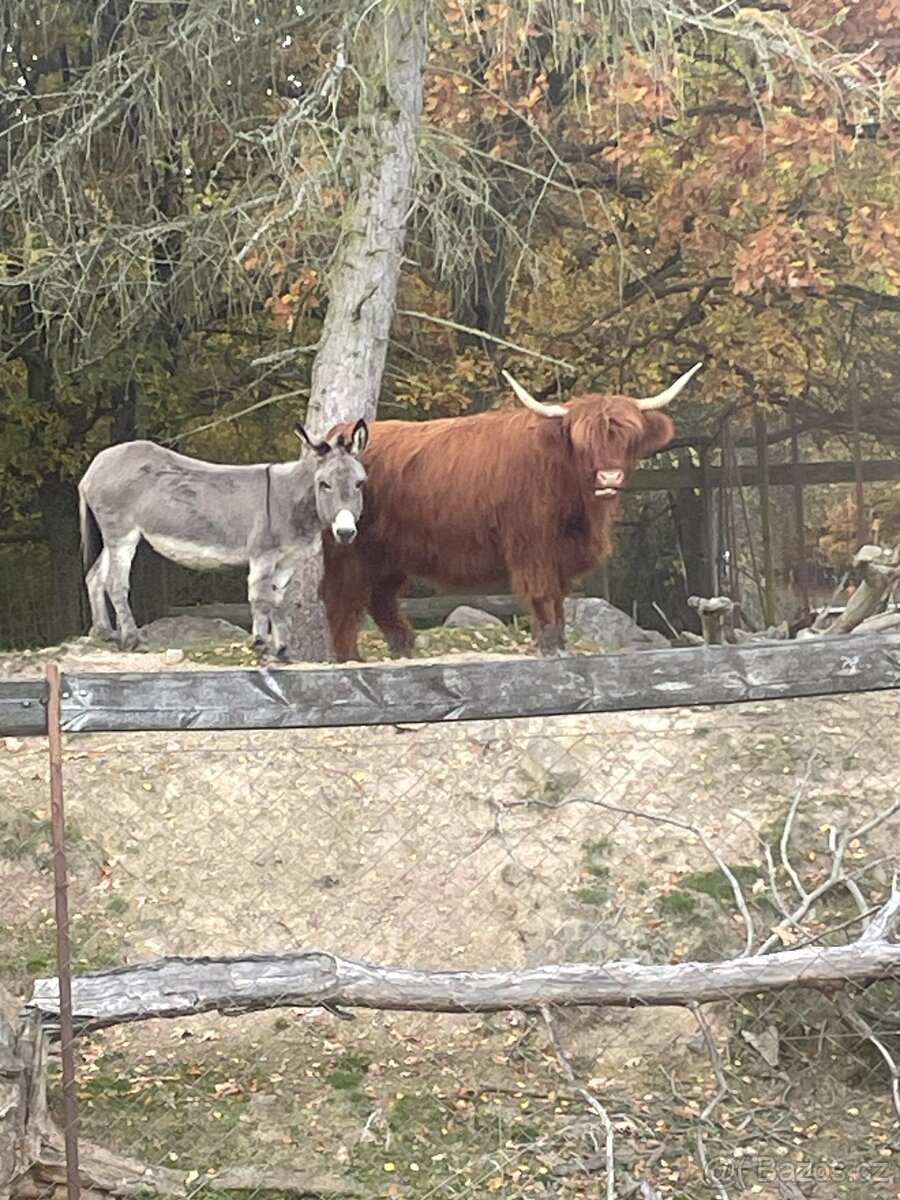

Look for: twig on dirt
[779,755,816,903]
[541,1005,616,1200]
[688,1001,732,1198]
[691,1004,730,1123]
[758,798,900,954]
[832,991,900,1121]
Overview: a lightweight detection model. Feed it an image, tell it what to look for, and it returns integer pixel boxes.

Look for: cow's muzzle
[594,468,624,498]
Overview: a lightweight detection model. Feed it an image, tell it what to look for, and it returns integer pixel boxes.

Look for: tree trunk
[288,1,427,661]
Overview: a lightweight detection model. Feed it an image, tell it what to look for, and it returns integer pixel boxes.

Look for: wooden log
[852,610,900,635]
[4,634,900,737]
[28,903,900,1030]
[28,1139,363,1199]
[824,547,900,636]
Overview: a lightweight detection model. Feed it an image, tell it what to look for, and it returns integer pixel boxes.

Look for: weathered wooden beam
[2,634,900,737]
[628,458,900,492]
[0,680,46,738]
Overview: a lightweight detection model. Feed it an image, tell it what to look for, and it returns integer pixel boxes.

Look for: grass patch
[184,622,610,666]
[0,803,103,874]
[0,900,127,991]
[658,863,763,924]
[61,1049,255,1170]
[349,1086,559,1195]
[327,1050,371,1092]
[573,837,612,907]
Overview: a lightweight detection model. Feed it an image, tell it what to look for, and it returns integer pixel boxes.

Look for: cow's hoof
[89,624,116,645]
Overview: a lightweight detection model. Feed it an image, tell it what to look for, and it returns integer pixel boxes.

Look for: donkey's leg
[268,564,297,661]
[85,549,116,642]
[104,534,144,650]
[369,574,416,658]
[247,554,279,655]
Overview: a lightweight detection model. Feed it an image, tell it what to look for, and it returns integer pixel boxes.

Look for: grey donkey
[78,419,368,658]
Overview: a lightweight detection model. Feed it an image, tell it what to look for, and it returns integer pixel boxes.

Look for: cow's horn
[502,370,567,418]
[637,362,703,410]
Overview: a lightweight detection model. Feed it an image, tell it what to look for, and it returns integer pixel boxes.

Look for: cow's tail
[79,487,103,574]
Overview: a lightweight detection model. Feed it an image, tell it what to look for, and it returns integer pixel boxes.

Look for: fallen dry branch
[542,1005,616,1200]
[29,901,900,1033]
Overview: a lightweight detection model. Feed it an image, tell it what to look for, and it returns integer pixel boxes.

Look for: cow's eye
[319,481,331,491]
[356,480,364,489]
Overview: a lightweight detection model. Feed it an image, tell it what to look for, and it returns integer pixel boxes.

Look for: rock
[443,605,505,629]
[564,598,669,650]
[163,648,185,664]
[138,616,249,651]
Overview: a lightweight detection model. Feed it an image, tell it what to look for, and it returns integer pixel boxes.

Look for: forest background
[0,0,898,652]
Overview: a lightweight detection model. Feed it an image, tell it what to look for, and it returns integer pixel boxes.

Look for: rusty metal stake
[46,663,81,1200]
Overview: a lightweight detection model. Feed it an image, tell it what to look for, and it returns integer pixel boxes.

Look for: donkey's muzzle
[332,509,359,544]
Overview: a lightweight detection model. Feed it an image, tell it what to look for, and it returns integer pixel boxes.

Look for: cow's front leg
[510,566,566,655]
[369,574,416,658]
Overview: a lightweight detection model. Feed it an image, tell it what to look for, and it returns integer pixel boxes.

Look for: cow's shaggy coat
[322,367,700,657]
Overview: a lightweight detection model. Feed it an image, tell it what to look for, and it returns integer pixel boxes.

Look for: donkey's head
[295,418,368,543]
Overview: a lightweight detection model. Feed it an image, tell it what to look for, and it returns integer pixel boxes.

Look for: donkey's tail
[79,487,103,573]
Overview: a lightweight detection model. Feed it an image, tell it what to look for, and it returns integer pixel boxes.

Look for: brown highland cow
[321,362,701,656]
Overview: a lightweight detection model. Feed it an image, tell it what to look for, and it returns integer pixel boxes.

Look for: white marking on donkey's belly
[143,533,248,570]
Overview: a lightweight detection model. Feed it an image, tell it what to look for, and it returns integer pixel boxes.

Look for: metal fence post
[46,663,81,1200]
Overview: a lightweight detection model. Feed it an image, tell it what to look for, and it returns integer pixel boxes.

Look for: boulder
[138,616,249,651]
[443,605,505,629]
[564,597,669,650]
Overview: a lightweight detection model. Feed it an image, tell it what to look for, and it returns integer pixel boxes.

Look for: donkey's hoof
[89,624,117,645]
[118,631,147,652]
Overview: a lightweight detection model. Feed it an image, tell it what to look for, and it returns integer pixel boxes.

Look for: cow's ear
[350,418,369,456]
[294,422,331,456]
[638,411,675,457]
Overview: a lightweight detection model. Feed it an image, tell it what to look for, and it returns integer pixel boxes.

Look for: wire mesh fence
[2,683,899,1199]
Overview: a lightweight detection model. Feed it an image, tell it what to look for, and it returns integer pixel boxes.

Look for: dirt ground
[2,635,899,1198]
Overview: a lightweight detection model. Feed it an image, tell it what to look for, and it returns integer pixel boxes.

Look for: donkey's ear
[350,418,369,456]
[294,421,330,456]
